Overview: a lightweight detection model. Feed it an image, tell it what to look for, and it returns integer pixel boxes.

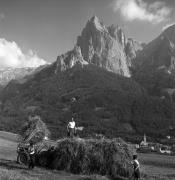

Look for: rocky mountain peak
[108,25,126,46]
[132,23,175,73]
[163,24,175,34]
[54,16,144,77]
[55,46,88,73]
[76,16,132,77]
[161,24,175,45]
[125,38,143,63]
[87,16,107,32]
[89,15,100,25]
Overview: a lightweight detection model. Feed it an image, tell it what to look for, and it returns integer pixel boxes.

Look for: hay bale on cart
[17,115,51,165]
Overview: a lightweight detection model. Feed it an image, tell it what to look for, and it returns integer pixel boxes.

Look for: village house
[137,134,172,154]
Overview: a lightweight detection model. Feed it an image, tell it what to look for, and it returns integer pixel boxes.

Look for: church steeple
[144,134,146,144]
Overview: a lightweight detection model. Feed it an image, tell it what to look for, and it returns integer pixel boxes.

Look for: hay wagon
[17,138,56,166]
[16,115,83,166]
[17,119,56,166]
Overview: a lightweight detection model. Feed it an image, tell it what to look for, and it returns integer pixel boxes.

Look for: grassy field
[0,159,109,180]
[0,131,175,180]
[0,131,109,180]
[139,153,175,180]
[0,131,18,142]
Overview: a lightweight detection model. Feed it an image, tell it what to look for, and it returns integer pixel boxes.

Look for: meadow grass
[0,168,37,180]
[139,153,175,180]
[1,131,175,180]
[0,167,110,180]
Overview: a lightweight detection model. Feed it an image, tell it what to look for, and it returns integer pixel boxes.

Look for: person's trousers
[28,154,35,169]
[68,128,75,138]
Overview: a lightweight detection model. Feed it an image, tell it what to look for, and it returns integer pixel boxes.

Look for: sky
[0,0,175,67]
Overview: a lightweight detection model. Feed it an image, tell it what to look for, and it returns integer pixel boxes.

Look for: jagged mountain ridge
[132,24,175,96]
[55,16,143,77]
[0,64,49,86]
[134,24,175,72]
[0,67,35,86]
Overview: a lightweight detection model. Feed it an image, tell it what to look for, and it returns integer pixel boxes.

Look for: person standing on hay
[28,141,36,169]
[67,117,76,138]
[131,154,141,180]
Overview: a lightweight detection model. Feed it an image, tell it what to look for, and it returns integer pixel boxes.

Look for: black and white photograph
[0,0,175,179]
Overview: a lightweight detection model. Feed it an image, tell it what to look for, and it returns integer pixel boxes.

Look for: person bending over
[131,154,140,180]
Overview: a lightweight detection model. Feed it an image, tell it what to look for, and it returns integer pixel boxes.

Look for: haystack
[40,138,134,179]
[19,115,50,144]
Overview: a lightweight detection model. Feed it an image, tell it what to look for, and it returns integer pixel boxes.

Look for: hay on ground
[38,138,134,179]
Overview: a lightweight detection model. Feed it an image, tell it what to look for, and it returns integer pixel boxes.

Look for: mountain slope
[0,64,49,86]
[0,67,35,86]
[132,24,175,96]
[77,16,130,76]
[1,63,175,140]
[56,16,143,77]
[0,16,175,141]
[134,31,175,70]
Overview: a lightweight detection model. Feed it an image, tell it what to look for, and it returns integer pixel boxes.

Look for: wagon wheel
[38,151,48,167]
[18,152,30,166]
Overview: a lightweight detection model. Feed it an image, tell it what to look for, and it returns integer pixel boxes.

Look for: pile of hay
[39,138,134,179]
[19,115,50,143]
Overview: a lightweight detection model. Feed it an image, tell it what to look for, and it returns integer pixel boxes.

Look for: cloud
[0,38,47,68]
[162,22,175,31]
[113,0,172,24]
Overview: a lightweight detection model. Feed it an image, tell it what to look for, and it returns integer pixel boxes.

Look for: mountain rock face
[125,38,144,67]
[55,46,88,73]
[132,24,175,96]
[55,16,143,77]
[0,67,36,86]
[134,24,175,72]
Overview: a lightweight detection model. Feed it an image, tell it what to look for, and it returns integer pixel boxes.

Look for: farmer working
[131,154,140,180]
[28,142,35,169]
[67,117,76,138]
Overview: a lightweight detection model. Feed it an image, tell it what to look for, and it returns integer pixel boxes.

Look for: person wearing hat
[131,154,140,180]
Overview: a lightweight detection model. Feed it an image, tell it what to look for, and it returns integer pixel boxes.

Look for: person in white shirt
[67,117,76,138]
[131,154,140,180]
